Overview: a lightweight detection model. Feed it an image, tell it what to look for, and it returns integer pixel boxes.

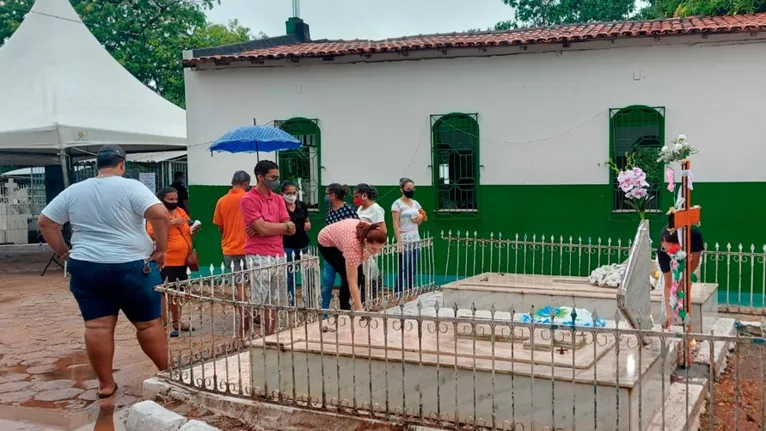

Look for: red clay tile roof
[184,13,766,66]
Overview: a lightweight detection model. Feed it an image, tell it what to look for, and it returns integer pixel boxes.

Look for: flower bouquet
[609,154,654,220]
[418,208,428,222]
[658,134,698,164]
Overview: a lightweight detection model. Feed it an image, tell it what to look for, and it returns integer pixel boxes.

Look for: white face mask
[283,194,297,204]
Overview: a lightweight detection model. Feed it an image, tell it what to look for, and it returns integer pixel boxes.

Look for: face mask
[403,190,415,198]
[353,197,364,207]
[324,195,331,204]
[163,201,178,210]
[262,178,279,190]
[284,194,297,204]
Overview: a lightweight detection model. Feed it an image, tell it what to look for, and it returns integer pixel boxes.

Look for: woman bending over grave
[317,219,387,312]
[657,225,704,328]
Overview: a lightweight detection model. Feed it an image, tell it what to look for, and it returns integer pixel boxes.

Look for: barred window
[431,113,479,212]
[609,106,665,213]
[275,118,321,210]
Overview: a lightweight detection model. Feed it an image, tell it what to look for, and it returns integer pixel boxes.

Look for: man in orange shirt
[213,171,250,271]
[213,171,254,335]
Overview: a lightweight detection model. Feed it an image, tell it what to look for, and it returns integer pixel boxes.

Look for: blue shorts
[68,259,163,322]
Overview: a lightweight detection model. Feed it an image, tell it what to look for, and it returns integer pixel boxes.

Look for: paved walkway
[0,246,159,430]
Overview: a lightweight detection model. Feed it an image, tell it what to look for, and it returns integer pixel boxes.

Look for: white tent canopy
[0,0,187,166]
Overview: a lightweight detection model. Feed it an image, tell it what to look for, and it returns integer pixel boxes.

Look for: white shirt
[391,198,422,242]
[41,176,161,264]
[357,202,385,224]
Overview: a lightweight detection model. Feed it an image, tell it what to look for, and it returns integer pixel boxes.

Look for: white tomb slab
[441,273,718,332]
[249,311,676,430]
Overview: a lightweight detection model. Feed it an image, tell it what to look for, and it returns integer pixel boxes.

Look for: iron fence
[156,268,755,430]
[441,231,766,316]
[0,178,46,244]
[203,236,437,312]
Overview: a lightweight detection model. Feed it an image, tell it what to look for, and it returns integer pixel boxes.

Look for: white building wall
[185,40,766,187]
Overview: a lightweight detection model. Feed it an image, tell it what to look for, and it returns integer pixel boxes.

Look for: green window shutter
[609,106,665,212]
[430,113,480,212]
[275,118,321,210]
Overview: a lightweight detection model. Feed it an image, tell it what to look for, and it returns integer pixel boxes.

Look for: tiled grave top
[443,273,717,304]
[252,313,668,388]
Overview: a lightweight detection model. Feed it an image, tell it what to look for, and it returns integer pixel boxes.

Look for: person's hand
[412,214,423,225]
[285,221,296,234]
[353,301,364,312]
[190,225,201,235]
[169,217,185,226]
[149,250,166,268]
[245,225,257,236]
[397,242,404,253]
[304,220,311,231]
[58,250,71,261]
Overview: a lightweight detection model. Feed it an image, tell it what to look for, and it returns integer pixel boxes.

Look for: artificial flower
[666,244,681,255]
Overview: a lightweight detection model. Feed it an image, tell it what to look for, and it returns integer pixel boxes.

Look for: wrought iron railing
[203,237,437,312]
[156,271,756,430]
[441,231,766,315]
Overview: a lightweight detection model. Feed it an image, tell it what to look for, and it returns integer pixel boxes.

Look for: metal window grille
[431,113,479,212]
[71,159,187,192]
[609,106,665,212]
[275,118,321,211]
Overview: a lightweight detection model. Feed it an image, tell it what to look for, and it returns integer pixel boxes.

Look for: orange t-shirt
[147,208,191,267]
[213,188,247,256]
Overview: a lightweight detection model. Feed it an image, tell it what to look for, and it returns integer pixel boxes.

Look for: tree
[640,0,766,19]
[495,0,638,30]
[0,1,254,108]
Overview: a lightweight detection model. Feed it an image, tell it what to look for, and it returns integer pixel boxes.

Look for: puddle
[0,351,125,429]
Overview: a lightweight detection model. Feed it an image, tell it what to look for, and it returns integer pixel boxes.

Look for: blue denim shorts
[68,259,163,322]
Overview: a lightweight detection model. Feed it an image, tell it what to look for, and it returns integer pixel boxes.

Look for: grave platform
[249,310,675,430]
[442,273,718,332]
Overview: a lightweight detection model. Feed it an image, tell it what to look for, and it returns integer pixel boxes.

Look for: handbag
[177,225,199,272]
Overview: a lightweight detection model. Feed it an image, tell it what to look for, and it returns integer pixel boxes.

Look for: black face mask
[163,201,178,210]
[403,190,415,198]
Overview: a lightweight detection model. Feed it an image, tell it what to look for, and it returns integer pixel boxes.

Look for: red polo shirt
[239,187,290,257]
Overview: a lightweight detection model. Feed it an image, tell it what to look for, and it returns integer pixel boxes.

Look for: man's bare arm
[249,218,290,237]
[145,204,170,253]
[689,252,701,274]
[38,215,69,257]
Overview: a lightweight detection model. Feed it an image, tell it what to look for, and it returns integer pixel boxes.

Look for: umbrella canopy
[209,125,301,154]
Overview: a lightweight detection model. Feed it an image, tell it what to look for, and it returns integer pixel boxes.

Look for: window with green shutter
[609,106,665,213]
[431,113,480,212]
[275,118,321,211]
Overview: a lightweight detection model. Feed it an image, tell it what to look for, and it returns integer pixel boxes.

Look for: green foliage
[641,0,766,19]
[494,0,638,29]
[0,1,255,108]
[495,0,766,29]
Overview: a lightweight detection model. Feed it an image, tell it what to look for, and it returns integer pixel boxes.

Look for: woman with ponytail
[317,219,387,311]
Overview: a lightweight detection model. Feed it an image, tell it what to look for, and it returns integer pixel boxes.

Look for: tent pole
[59,147,70,188]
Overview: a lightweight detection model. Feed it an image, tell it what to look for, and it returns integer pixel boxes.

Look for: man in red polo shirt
[240,160,295,335]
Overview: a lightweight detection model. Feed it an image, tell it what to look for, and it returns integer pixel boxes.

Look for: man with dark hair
[240,160,295,335]
[170,171,189,214]
[37,144,170,399]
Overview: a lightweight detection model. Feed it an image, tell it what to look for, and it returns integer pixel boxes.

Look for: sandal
[98,383,118,399]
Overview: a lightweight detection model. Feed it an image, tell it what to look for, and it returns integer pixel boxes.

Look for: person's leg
[133,318,168,371]
[67,259,121,397]
[397,251,405,295]
[321,263,336,310]
[84,315,119,395]
[119,260,169,371]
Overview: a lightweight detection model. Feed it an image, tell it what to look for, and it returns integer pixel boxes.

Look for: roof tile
[184,13,766,66]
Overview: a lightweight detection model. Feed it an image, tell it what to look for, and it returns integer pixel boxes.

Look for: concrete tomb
[441,273,718,332]
[249,309,675,430]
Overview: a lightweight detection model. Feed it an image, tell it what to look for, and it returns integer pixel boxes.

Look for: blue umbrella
[209,125,301,160]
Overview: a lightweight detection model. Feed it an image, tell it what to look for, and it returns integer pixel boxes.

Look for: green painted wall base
[189,182,766,298]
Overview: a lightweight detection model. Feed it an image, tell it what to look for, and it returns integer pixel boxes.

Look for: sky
[205,0,514,41]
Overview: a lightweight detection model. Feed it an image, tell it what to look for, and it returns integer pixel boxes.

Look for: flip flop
[98,383,118,399]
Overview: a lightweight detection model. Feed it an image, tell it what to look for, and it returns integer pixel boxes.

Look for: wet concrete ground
[0,245,154,430]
